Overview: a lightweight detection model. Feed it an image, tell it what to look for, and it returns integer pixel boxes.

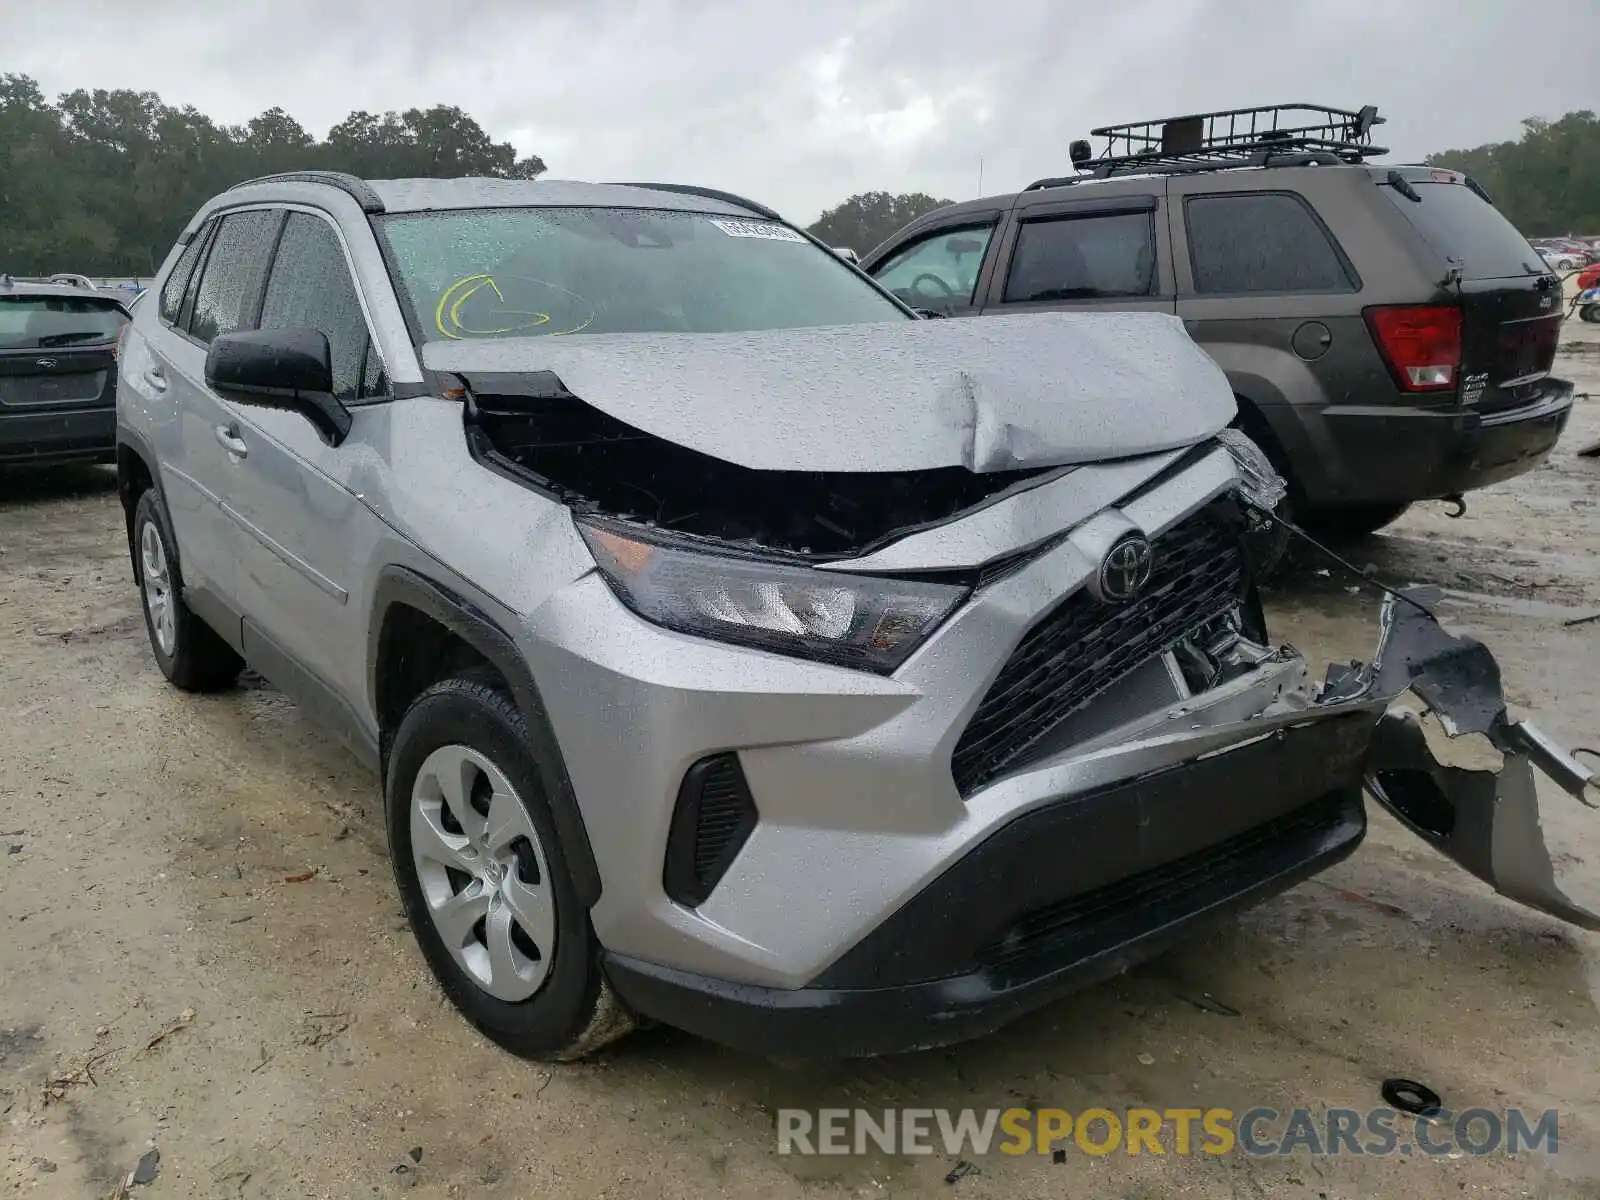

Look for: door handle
[143,366,168,392]
[214,423,249,459]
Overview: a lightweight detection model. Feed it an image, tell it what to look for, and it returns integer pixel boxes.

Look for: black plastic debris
[6,845,21,855]
[1052,1148,1067,1164]
[130,1148,160,1186]
[1179,992,1242,1017]
[1381,1078,1443,1118]
[408,1147,423,1164]
[945,1160,980,1184]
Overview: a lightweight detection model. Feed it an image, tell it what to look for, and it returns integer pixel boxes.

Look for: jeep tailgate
[1378,172,1564,413]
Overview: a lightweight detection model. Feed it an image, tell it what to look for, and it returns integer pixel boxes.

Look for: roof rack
[609,182,781,221]
[0,272,99,290]
[227,170,386,213]
[1024,102,1387,191]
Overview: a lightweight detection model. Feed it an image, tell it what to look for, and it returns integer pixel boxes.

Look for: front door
[219,210,392,754]
[867,215,1003,317]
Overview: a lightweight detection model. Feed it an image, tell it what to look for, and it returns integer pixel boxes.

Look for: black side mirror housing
[205,327,352,445]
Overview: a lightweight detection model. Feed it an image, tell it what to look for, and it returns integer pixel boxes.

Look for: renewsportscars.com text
[776,1106,1559,1158]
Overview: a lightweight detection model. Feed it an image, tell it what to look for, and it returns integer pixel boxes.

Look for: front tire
[132,489,242,692]
[385,675,633,1061]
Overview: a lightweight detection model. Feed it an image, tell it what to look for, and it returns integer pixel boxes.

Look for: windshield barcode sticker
[709,219,807,243]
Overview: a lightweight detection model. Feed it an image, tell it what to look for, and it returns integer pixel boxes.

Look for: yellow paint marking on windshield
[434,273,597,338]
[435,273,553,338]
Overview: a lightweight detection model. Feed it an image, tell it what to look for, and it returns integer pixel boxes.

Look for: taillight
[1364,304,1462,392]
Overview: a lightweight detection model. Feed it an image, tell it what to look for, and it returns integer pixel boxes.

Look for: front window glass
[377,207,910,342]
[871,225,995,310]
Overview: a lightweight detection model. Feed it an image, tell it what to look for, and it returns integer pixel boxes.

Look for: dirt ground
[2,322,1598,1200]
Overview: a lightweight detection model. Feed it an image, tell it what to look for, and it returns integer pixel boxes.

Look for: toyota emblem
[1097,533,1155,602]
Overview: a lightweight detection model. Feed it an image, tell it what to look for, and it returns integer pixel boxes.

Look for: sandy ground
[2,322,1598,1200]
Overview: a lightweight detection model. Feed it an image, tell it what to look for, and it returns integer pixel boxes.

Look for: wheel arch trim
[368,565,603,906]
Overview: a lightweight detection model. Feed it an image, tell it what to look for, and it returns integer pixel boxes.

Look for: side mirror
[205,327,351,445]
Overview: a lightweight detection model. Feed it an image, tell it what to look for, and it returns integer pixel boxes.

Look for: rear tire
[386,675,633,1061]
[1299,501,1411,541]
[133,489,242,692]
[1580,304,1600,324]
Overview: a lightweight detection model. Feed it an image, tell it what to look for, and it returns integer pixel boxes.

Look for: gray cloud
[11,0,1598,222]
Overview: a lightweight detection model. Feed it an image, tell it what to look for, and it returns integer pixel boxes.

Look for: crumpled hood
[421,311,1236,473]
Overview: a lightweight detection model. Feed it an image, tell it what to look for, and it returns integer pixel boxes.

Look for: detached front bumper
[603,586,1599,1058]
[607,720,1369,1058]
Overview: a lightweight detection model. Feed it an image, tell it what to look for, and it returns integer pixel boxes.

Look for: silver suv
[117,171,1599,1060]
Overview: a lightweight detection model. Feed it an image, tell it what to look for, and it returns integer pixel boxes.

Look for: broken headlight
[578,521,968,674]
[1217,428,1287,514]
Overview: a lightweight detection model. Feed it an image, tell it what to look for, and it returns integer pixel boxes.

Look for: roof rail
[1024,102,1387,191]
[609,181,781,221]
[227,170,385,213]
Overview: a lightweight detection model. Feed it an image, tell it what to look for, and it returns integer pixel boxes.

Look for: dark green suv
[861,103,1573,541]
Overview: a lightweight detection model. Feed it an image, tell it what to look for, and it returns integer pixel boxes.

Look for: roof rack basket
[1030,103,1387,189]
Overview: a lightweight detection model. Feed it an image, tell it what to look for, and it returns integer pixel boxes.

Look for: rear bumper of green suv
[1310,378,1572,504]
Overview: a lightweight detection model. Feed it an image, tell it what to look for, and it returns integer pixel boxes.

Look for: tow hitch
[1348,588,1599,929]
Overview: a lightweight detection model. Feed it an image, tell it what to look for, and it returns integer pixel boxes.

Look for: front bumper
[606,720,1369,1057]
[1310,378,1572,504]
[0,404,116,465]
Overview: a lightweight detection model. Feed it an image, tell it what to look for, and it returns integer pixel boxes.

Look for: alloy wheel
[139,519,176,657]
[410,744,557,1002]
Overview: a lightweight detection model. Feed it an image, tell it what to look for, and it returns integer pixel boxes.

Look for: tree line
[2,73,1594,277]
[0,74,545,277]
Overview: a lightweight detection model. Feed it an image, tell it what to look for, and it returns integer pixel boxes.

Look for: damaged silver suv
[116,172,1599,1060]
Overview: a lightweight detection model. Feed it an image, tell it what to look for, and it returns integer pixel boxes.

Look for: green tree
[0,76,548,276]
[1427,111,1600,236]
[806,191,955,256]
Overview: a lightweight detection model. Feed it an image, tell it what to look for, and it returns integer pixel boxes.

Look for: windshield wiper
[34,331,112,348]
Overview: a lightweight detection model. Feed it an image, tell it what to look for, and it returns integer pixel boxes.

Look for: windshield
[0,295,127,350]
[1380,181,1545,279]
[377,206,910,342]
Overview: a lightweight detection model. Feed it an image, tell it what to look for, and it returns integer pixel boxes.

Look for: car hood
[422,312,1235,474]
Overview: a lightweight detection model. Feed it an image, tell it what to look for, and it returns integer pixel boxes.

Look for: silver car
[116,171,1600,1060]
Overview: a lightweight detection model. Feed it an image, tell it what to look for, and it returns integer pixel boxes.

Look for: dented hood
[421,312,1236,473]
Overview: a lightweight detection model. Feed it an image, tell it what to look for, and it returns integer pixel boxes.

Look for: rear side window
[1002,211,1156,302]
[259,213,384,402]
[0,296,127,351]
[1185,193,1355,294]
[187,210,283,344]
[1380,181,1544,279]
[159,228,209,327]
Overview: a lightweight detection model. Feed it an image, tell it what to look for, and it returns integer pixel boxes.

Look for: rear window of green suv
[1380,180,1545,279]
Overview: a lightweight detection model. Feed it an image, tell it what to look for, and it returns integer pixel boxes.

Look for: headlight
[1217,428,1287,514]
[577,520,968,674]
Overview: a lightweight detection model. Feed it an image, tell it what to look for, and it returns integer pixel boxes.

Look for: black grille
[951,506,1246,794]
[975,793,1351,974]
[663,753,758,907]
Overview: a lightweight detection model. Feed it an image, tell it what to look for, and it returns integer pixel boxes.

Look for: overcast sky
[10,0,1598,223]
